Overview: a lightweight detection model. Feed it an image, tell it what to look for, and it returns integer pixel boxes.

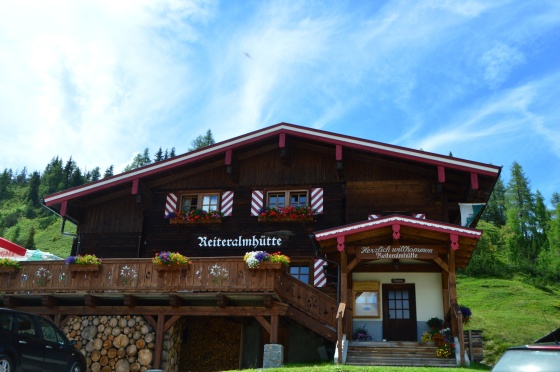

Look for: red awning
[0,237,27,257]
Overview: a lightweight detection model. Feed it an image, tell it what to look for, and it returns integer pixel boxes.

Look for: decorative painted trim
[251,190,264,216]
[314,259,327,288]
[221,191,234,217]
[311,188,324,214]
[165,193,178,218]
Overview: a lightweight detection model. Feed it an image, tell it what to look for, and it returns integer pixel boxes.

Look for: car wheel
[0,354,13,372]
[69,362,83,372]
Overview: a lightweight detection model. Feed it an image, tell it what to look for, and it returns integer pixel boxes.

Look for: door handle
[46,345,53,349]
[18,340,28,344]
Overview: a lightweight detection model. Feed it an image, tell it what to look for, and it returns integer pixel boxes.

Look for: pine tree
[154,147,163,162]
[104,165,114,178]
[22,226,36,249]
[26,171,41,207]
[505,162,538,270]
[188,129,215,151]
[481,177,506,226]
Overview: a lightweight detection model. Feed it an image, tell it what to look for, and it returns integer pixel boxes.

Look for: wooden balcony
[0,257,337,333]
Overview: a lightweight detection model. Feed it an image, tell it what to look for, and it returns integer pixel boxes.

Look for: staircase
[345,341,457,367]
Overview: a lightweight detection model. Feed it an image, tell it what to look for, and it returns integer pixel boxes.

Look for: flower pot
[67,264,101,278]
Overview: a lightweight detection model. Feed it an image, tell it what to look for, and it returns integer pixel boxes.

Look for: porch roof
[311,215,483,268]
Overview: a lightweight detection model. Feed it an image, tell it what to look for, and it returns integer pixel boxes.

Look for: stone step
[345,341,456,367]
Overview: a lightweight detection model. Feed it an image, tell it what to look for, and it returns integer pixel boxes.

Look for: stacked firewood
[63,315,155,372]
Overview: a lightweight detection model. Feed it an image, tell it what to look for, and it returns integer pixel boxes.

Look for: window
[0,313,12,331]
[16,314,37,337]
[39,317,66,345]
[267,190,308,208]
[181,193,219,212]
[290,265,310,284]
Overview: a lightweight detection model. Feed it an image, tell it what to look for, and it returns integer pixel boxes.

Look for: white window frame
[266,190,309,209]
[180,192,220,212]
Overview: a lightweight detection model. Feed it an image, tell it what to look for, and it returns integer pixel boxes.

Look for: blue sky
[1,0,559,204]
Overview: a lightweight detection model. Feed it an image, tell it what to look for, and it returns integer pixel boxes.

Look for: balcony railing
[0,257,281,294]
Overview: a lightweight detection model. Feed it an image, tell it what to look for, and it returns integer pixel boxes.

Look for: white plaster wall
[352,272,444,321]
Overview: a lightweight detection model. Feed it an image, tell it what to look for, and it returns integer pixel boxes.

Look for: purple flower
[65,256,76,264]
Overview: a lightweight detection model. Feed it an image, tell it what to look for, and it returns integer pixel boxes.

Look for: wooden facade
[1,123,501,369]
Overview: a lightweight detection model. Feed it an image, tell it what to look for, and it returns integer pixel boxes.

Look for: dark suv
[0,308,86,372]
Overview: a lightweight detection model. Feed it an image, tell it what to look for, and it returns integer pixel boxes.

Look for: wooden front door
[382,284,417,341]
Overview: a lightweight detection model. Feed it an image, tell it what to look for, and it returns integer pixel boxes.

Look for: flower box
[67,264,101,278]
[0,266,19,274]
[170,218,221,224]
[257,216,314,223]
[248,262,282,270]
[153,264,189,278]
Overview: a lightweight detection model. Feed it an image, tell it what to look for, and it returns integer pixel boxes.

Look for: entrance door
[382,284,417,341]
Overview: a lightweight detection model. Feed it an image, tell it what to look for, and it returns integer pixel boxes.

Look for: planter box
[67,264,101,278]
[0,266,19,274]
[257,216,314,223]
[249,262,282,270]
[153,264,189,277]
[170,218,221,225]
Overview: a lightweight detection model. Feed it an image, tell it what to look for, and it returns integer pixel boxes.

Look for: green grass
[457,276,560,364]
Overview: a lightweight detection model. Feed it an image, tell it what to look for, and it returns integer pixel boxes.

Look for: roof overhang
[43,122,502,209]
[0,237,27,257]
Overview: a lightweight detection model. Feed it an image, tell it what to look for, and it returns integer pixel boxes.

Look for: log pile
[64,315,156,372]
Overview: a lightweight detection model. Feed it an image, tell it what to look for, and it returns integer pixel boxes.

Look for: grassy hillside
[457,276,560,365]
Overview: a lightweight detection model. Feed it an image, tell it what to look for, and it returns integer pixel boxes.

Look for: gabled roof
[313,215,483,241]
[44,122,501,206]
[312,215,483,268]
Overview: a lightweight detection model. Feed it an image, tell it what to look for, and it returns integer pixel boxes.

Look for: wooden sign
[357,245,439,260]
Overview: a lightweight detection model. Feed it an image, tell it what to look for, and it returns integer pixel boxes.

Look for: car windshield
[492,349,560,372]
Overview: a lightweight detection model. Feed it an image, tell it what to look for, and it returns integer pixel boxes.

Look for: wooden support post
[270,315,279,343]
[336,303,346,365]
[153,314,165,369]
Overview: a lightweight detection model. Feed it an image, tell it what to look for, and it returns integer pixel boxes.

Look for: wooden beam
[470,172,479,190]
[255,315,271,334]
[12,304,290,317]
[153,314,165,369]
[433,257,449,272]
[124,294,138,308]
[169,294,183,308]
[217,294,229,308]
[84,295,100,307]
[347,257,361,272]
[131,178,139,194]
[163,315,181,333]
[263,294,273,308]
[270,315,279,343]
[60,200,67,217]
[144,315,157,330]
[438,166,446,183]
[42,295,58,308]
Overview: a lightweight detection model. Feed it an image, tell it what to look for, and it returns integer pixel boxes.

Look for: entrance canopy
[312,215,483,268]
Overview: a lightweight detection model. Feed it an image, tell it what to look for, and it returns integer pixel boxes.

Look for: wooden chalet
[0,123,501,370]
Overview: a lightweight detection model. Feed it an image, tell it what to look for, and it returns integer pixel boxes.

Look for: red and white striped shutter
[251,190,264,216]
[310,188,323,214]
[413,213,426,219]
[221,191,234,216]
[368,214,381,220]
[165,193,178,217]
[314,259,327,288]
